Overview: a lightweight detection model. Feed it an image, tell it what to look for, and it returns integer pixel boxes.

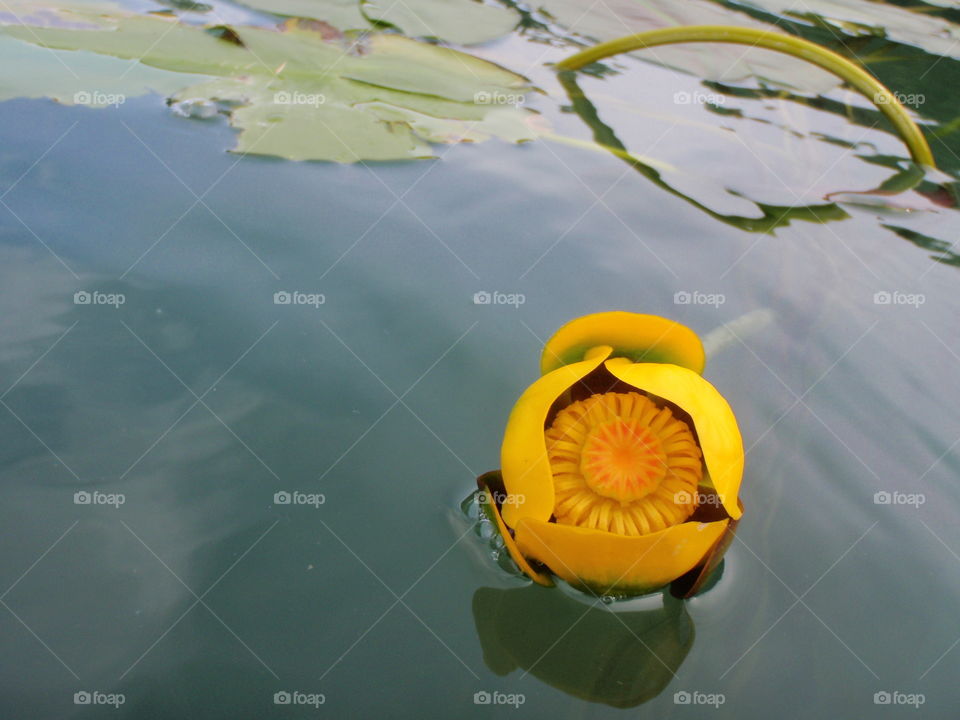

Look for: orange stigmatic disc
[545,392,702,536]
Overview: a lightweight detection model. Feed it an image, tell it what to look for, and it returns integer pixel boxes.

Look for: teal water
[2,1,960,717]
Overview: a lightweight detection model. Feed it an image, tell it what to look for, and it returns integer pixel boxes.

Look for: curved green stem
[556,25,935,167]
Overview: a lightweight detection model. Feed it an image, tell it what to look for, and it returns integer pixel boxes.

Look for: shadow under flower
[472,583,695,708]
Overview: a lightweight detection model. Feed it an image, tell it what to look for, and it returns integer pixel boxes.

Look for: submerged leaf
[0,3,539,161]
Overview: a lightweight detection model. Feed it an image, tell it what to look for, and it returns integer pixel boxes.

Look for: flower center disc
[545,392,703,537]
[581,420,666,502]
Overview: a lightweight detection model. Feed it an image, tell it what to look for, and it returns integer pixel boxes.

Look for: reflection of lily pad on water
[729,0,960,61]
[551,26,954,232]
[536,0,959,233]
[884,224,960,268]
[556,71,853,231]
[0,3,538,161]
[473,584,694,708]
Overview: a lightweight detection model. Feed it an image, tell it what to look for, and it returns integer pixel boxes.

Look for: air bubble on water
[479,521,496,541]
[460,492,480,519]
[170,98,219,119]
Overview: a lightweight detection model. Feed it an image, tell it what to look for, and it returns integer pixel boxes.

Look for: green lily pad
[0,4,538,161]
[232,0,368,33]
[232,0,520,45]
[361,0,519,45]
[0,33,202,105]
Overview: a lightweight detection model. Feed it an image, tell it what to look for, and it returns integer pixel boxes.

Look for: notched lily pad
[360,0,520,46]
[0,3,540,161]
[205,24,245,46]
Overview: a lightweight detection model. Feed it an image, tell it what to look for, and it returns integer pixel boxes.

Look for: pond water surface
[1,0,959,717]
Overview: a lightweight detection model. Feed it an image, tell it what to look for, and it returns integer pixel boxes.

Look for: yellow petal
[515,517,729,595]
[501,349,612,528]
[479,481,553,587]
[605,360,743,519]
[541,312,705,376]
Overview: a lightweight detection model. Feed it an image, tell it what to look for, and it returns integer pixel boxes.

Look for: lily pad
[231,0,368,32]
[232,0,520,45]
[0,33,200,105]
[361,0,520,46]
[0,4,538,161]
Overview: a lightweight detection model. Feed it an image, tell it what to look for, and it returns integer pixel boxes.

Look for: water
[1,1,959,717]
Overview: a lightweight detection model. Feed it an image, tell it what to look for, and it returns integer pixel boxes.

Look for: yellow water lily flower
[485,312,744,597]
